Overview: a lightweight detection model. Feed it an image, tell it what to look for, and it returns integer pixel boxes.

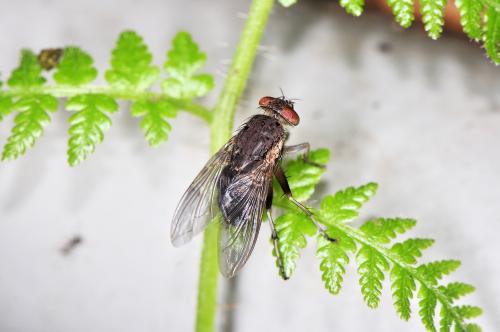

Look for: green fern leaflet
[1,50,57,160]
[162,31,214,99]
[2,94,58,160]
[131,100,177,147]
[53,47,98,86]
[106,31,160,90]
[66,94,118,166]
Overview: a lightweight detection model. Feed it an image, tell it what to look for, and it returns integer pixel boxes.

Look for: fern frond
[128,32,214,147]
[340,0,364,17]
[162,31,214,99]
[2,50,57,160]
[418,284,438,331]
[439,302,453,332]
[356,244,390,308]
[280,148,330,202]
[455,305,482,319]
[0,95,13,122]
[273,150,482,331]
[8,49,46,88]
[391,238,435,264]
[318,203,479,330]
[439,282,475,301]
[55,46,106,165]
[391,264,415,320]
[420,0,447,39]
[360,218,416,243]
[319,183,378,223]
[455,0,483,40]
[463,323,482,332]
[317,228,357,294]
[53,47,97,86]
[274,213,316,278]
[418,260,461,285]
[131,100,176,147]
[1,95,58,160]
[484,6,500,63]
[1,30,213,164]
[0,77,13,122]
[105,31,159,90]
[66,94,118,166]
[334,0,500,63]
[387,0,415,28]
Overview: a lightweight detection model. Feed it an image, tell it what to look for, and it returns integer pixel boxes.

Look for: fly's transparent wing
[218,163,273,278]
[170,141,233,247]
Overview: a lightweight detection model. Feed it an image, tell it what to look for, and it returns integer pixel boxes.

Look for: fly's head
[258,96,300,126]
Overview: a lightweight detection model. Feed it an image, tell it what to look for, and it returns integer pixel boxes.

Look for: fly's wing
[218,162,273,278]
[170,140,233,247]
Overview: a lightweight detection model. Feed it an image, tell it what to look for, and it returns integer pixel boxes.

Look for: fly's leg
[283,142,310,155]
[284,142,325,168]
[266,183,288,280]
[274,166,336,243]
[268,210,288,280]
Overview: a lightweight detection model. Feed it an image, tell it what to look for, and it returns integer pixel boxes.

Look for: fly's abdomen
[218,167,255,227]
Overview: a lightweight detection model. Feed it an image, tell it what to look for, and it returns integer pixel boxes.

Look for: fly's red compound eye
[280,105,300,126]
[258,96,275,107]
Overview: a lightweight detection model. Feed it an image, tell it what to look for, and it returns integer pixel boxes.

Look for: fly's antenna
[278,87,300,105]
[279,87,286,99]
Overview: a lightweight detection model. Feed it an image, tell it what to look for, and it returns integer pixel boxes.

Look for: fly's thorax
[231,115,285,170]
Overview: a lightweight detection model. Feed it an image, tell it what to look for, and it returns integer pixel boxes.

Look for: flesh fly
[171,96,334,279]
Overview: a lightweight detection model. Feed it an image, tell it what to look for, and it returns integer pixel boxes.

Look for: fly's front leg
[266,183,288,280]
[274,166,336,243]
[284,142,325,168]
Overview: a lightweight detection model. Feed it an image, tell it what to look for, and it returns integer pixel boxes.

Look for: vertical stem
[209,0,275,152]
[195,0,275,331]
[195,222,219,332]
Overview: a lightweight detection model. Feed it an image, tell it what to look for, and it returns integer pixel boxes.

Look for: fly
[171,95,335,279]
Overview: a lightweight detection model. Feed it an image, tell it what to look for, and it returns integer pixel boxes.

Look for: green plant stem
[3,86,212,123]
[195,0,275,331]
[209,0,274,151]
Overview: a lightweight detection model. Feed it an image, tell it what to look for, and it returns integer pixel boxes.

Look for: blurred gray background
[0,0,499,331]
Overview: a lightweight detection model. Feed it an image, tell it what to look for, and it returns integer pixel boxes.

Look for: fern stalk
[2,86,212,123]
[195,0,275,331]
